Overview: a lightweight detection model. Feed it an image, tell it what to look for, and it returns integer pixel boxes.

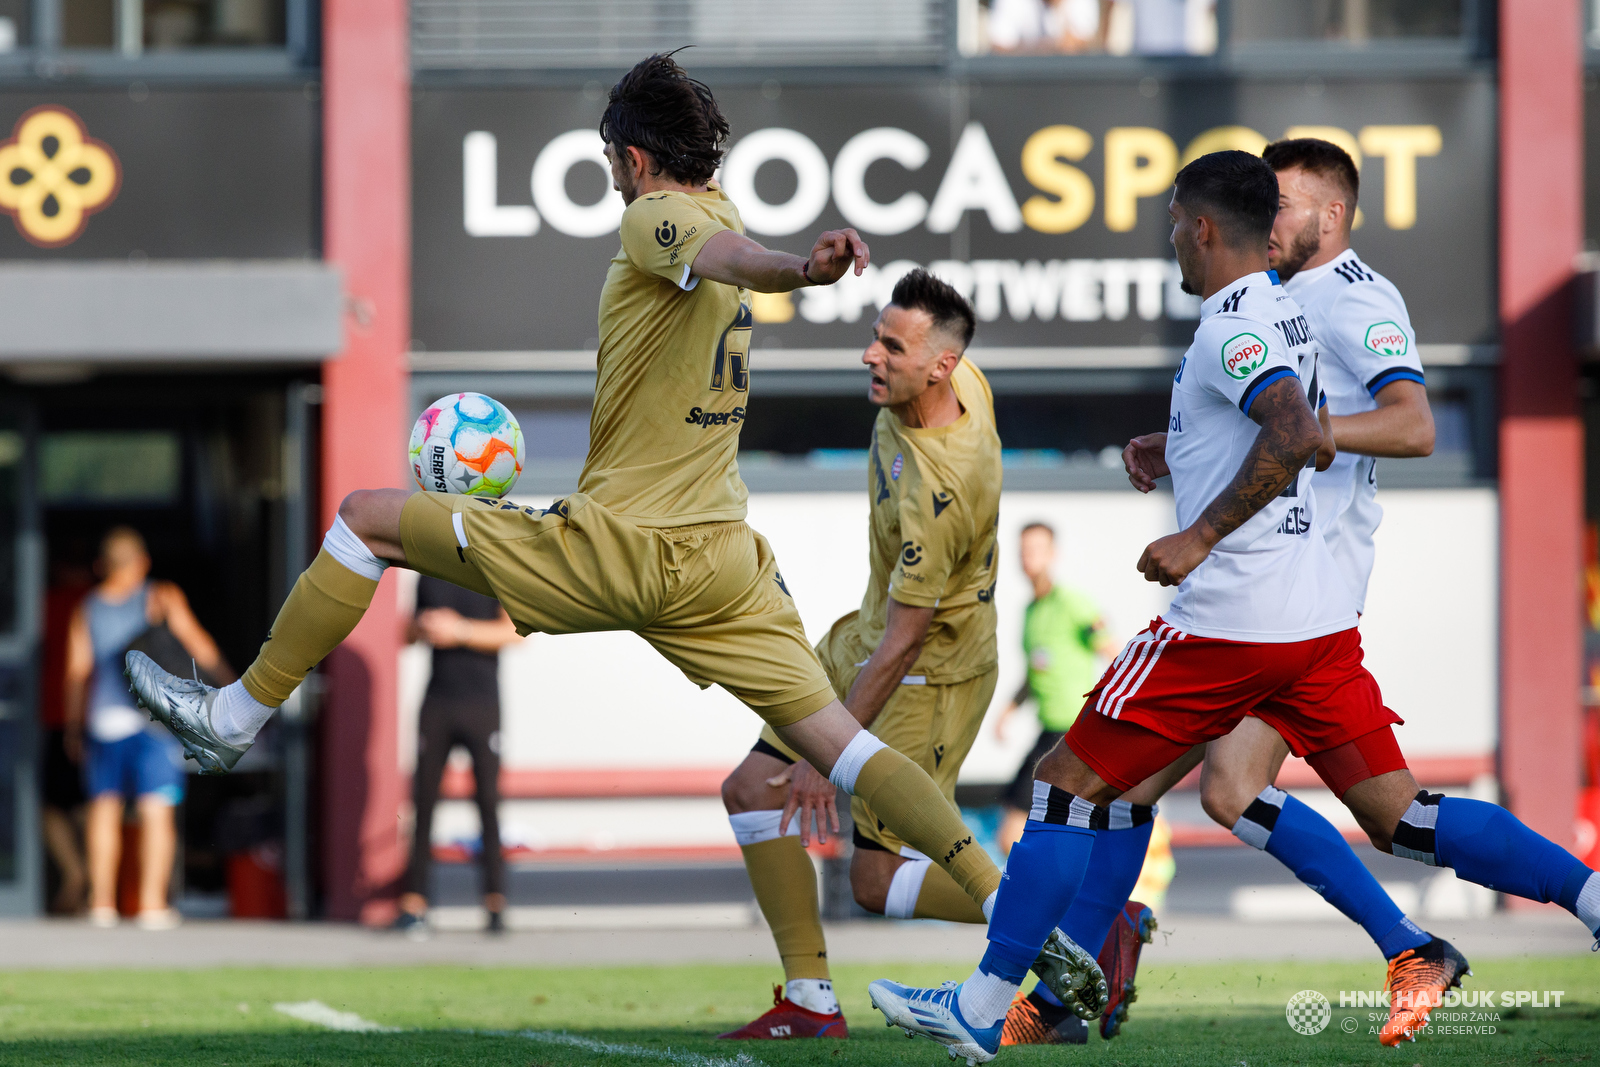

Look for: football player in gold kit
[718,269,1003,1041]
[125,57,1081,978]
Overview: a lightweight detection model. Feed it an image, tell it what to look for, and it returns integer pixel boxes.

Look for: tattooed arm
[1136,377,1322,586]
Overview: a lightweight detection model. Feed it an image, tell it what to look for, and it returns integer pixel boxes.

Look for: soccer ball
[409,392,525,498]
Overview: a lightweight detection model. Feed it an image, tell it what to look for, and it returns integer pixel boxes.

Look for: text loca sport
[684,406,746,428]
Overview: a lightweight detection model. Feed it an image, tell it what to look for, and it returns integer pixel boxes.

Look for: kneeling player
[718,271,1008,1040]
[870,151,1600,1065]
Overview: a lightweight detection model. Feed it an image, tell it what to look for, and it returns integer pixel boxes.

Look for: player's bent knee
[1199,772,1261,828]
[849,865,890,915]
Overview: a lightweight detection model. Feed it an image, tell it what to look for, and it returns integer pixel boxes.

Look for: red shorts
[1065,617,1403,792]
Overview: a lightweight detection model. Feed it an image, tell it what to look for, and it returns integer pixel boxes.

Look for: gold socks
[852,748,1002,907]
[741,836,831,981]
[914,864,988,923]
[240,548,380,706]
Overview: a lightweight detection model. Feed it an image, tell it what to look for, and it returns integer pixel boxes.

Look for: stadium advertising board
[0,89,319,259]
[413,75,1494,354]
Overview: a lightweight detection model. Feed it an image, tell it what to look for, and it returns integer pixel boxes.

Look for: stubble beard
[1272,215,1323,283]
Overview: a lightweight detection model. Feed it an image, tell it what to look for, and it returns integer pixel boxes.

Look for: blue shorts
[85,730,186,804]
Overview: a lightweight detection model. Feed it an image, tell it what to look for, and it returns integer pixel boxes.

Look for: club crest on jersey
[1222,332,1269,381]
[1364,321,1408,357]
[891,453,903,480]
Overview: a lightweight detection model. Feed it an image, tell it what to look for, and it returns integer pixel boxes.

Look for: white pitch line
[273,1000,401,1032]
[272,1000,765,1067]
[516,1029,764,1067]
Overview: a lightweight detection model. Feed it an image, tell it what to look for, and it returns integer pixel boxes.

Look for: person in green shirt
[993,522,1110,854]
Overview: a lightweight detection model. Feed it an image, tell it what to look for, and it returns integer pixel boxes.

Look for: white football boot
[868,979,1002,1065]
[124,651,247,774]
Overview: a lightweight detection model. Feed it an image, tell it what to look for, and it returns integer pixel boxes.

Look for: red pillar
[320,0,411,923]
[1498,0,1583,861]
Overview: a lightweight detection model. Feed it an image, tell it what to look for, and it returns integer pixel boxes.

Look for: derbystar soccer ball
[409,392,525,498]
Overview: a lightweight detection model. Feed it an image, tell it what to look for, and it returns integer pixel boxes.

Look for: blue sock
[1395,794,1590,920]
[1033,807,1155,1006]
[1235,787,1429,960]
[980,817,1096,983]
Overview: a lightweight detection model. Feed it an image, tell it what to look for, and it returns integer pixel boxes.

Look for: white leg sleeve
[828,731,888,793]
[883,858,932,919]
[323,514,388,581]
[728,810,802,847]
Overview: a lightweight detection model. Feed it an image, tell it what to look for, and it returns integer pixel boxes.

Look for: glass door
[0,403,41,916]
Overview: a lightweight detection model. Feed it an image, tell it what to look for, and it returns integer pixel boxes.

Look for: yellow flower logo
[0,107,120,247]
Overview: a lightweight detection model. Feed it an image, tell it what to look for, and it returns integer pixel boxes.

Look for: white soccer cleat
[1032,927,1110,1020]
[867,979,1002,1066]
[124,651,248,774]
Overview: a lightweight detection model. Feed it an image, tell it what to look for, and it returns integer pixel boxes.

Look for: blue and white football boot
[867,979,1003,1066]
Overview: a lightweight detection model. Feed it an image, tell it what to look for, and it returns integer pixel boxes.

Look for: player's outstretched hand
[804,228,870,286]
[1123,433,1170,493]
[1137,527,1212,587]
[773,759,840,846]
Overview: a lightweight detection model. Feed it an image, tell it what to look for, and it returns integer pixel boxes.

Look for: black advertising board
[412,75,1494,353]
[0,88,319,259]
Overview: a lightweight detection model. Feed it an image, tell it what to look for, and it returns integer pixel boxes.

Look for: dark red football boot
[1097,901,1156,1039]
[716,985,849,1040]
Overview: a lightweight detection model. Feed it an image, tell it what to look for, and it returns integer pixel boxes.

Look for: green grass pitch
[0,956,1594,1066]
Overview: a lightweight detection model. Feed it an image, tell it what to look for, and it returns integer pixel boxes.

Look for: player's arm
[1122,432,1169,492]
[1328,380,1434,458]
[843,598,937,729]
[1315,395,1336,472]
[691,227,870,292]
[1138,377,1322,586]
[776,597,935,845]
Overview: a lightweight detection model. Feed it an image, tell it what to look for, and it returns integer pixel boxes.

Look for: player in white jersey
[870,151,1600,1065]
[1003,138,1454,1049]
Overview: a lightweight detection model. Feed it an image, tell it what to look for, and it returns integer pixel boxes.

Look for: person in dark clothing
[396,576,521,937]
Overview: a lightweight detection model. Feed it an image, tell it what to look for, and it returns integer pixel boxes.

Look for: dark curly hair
[599,53,730,187]
[890,268,976,351]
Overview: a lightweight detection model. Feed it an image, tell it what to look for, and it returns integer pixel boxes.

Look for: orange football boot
[1379,937,1471,1046]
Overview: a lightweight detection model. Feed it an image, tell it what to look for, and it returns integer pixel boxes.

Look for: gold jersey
[579,183,754,528]
[842,360,1002,684]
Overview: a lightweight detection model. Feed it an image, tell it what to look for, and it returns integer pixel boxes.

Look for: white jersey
[1283,249,1424,612]
[1162,271,1358,643]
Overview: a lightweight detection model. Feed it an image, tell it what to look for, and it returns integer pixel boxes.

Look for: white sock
[827,730,888,793]
[323,514,388,580]
[210,680,276,747]
[727,810,801,846]
[982,890,997,922]
[1576,870,1600,935]
[785,978,839,1015]
[884,859,932,919]
[957,966,1017,1028]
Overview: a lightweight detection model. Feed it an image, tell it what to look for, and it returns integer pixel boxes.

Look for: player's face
[605,142,641,204]
[863,305,943,408]
[1168,194,1202,296]
[1018,528,1054,581]
[1268,167,1327,281]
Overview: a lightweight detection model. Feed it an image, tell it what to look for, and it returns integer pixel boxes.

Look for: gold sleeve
[620,193,730,290]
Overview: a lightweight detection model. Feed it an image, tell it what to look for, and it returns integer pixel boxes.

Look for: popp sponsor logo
[1221,332,1269,381]
[1364,321,1408,357]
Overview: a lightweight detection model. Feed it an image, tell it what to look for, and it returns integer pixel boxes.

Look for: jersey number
[710,302,753,393]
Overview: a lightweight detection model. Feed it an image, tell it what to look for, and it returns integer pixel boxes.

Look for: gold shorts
[757,618,999,855]
[400,491,835,727]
